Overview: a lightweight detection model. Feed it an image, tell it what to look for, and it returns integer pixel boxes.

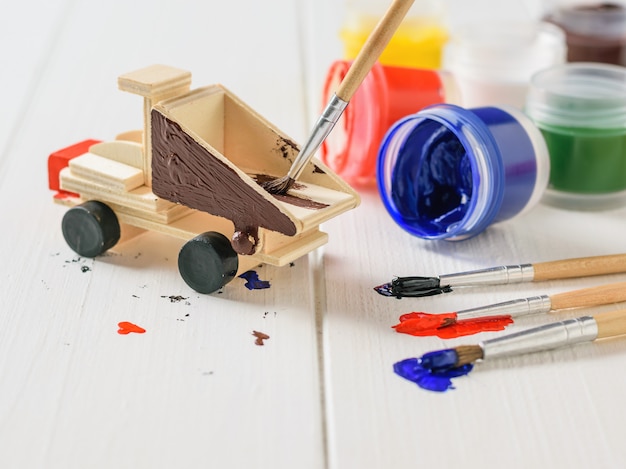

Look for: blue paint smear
[393,357,473,392]
[238,270,271,290]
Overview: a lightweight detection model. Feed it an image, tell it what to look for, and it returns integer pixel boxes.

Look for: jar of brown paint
[545,2,626,65]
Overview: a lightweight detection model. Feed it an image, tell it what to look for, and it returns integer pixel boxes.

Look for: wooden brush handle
[533,254,626,281]
[595,309,626,339]
[550,281,626,310]
[335,0,414,101]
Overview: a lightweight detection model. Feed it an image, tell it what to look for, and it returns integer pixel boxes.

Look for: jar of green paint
[526,62,626,210]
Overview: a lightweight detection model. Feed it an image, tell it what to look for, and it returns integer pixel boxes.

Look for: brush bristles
[441,316,457,328]
[454,345,484,367]
[261,176,295,196]
[388,276,452,298]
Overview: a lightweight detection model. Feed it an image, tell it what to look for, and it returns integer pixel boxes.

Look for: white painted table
[2,1,626,468]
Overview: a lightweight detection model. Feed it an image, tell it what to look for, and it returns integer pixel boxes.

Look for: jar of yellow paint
[341,0,448,69]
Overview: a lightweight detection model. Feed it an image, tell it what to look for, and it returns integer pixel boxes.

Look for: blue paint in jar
[377,104,550,240]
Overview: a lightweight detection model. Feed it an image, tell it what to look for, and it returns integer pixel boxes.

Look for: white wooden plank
[0,0,325,467]
[320,191,626,469]
[0,0,74,159]
[297,0,626,466]
[8,0,626,468]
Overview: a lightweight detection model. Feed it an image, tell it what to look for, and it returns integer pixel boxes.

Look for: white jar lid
[443,21,566,81]
[526,62,626,129]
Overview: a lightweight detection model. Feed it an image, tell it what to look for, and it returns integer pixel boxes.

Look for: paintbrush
[393,280,626,334]
[375,253,626,298]
[418,308,626,372]
[261,0,415,195]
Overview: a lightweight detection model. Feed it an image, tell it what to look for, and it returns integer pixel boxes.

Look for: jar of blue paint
[377,104,550,240]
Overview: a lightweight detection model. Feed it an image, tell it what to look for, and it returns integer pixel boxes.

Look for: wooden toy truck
[48,65,360,294]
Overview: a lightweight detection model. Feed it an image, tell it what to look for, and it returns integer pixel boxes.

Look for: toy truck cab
[48,65,359,294]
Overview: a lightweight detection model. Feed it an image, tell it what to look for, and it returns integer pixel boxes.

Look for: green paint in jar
[526,63,626,210]
[539,124,626,193]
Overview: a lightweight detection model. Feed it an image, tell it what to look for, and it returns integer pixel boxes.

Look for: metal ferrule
[287,94,348,180]
[455,295,552,320]
[439,263,535,287]
[481,316,599,360]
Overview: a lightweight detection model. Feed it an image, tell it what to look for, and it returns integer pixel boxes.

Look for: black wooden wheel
[178,231,239,294]
[62,200,121,257]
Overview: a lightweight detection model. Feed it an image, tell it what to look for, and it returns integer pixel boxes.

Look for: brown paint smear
[252,330,270,346]
[253,174,329,210]
[151,111,297,236]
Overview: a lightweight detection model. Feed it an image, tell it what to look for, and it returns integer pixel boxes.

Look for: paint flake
[239,271,271,290]
[161,295,189,303]
[117,321,146,335]
[252,330,270,346]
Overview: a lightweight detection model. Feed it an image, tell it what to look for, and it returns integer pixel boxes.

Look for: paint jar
[377,104,550,241]
[526,62,626,210]
[320,60,458,186]
[442,21,567,108]
[545,2,626,65]
[341,0,447,69]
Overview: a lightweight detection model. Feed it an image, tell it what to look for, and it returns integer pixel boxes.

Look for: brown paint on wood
[151,110,297,236]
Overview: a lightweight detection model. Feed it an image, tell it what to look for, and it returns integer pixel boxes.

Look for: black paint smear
[161,295,189,303]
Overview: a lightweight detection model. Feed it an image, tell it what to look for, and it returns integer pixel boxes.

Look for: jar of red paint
[320,60,458,186]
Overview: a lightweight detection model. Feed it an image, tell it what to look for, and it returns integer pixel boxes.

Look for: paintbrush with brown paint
[261,0,415,195]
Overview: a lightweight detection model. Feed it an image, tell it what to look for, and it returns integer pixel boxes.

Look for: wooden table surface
[2,1,626,468]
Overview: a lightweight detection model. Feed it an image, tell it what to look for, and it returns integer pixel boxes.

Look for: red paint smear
[53,190,80,200]
[393,312,513,339]
[117,321,146,335]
